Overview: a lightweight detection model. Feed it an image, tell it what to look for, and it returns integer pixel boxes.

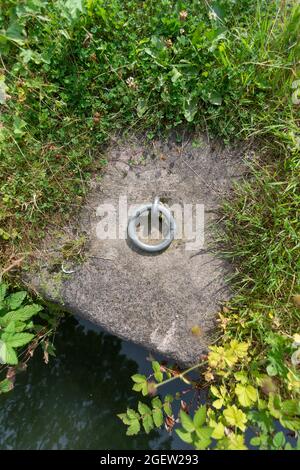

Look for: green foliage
[0,0,299,451]
[119,333,300,450]
[0,0,299,260]
[0,281,59,394]
[0,282,41,366]
[118,397,165,436]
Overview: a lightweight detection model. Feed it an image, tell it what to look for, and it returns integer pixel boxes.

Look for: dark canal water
[0,316,188,450]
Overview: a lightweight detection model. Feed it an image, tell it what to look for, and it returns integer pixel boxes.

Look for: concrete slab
[28,134,246,365]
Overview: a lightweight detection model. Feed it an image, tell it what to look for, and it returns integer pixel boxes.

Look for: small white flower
[126,76,138,90]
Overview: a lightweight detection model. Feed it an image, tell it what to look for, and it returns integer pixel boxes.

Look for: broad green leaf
[142,413,154,434]
[0,304,42,327]
[212,398,224,409]
[194,436,212,450]
[210,385,221,397]
[5,332,34,348]
[229,340,249,359]
[234,371,248,384]
[280,416,300,432]
[5,291,26,310]
[138,402,151,416]
[194,405,206,429]
[0,342,18,365]
[154,370,163,382]
[153,408,163,427]
[163,400,172,417]
[211,421,225,439]
[223,405,247,431]
[126,418,140,436]
[235,383,257,407]
[176,428,193,444]
[127,408,140,420]
[250,436,261,447]
[132,382,144,392]
[0,378,14,394]
[211,385,226,409]
[273,432,285,448]
[141,382,149,396]
[117,413,131,425]
[152,362,163,382]
[5,21,26,45]
[180,410,195,432]
[151,397,162,409]
[195,426,213,441]
[268,394,282,419]
[227,433,247,450]
[281,399,300,416]
[131,374,147,383]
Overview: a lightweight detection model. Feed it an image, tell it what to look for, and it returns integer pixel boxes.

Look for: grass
[0,0,299,449]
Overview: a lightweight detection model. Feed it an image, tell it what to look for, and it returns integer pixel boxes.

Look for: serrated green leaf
[235,383,257,407]
[151,397,162,409]
[5,291,27,310]
[117,413,131,425]
[5,332,34,348]
[180,410,195,432]
[211,421,225,439]
[0,342,18,365]
[280,416,300,432]
[194,405,206,429]
[1,304,42,327]
[223,405,247,432]
[126,418,140,436]
[127,408,140,420]
[154,371,163,382]
[132,382,144,392]
[176,428,193,444]
[227,433,247,450]
[153,408,163,427]
[131,374,147,384]
[138,402,151,416]
[152,361,160,373]
[281,399,300,416]
[142,413,154,434]
[195,426,213,441]
[163,401,172,417]
[273,431,285,448]
[141,381,149,396]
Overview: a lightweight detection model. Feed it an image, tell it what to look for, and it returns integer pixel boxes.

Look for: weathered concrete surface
[28,134,246,365]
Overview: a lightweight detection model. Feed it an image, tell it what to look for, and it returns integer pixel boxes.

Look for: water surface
[0,316,187,450]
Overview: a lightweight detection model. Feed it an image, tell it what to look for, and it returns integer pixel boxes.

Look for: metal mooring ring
[128,199,176,252]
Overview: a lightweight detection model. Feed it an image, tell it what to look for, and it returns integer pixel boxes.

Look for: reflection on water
[0,316,186,450]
